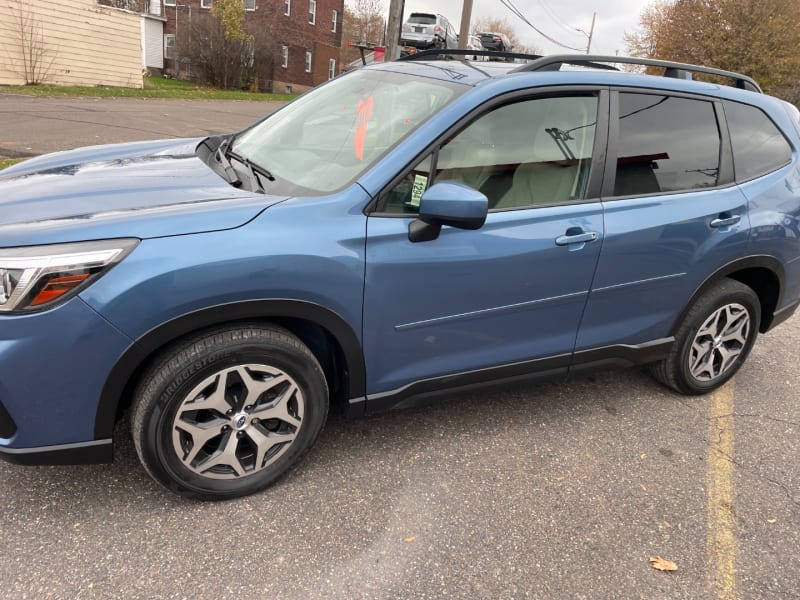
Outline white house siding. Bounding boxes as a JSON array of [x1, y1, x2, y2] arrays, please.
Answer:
[[142, 15, 164, 70], [0, 0, 143, 88]]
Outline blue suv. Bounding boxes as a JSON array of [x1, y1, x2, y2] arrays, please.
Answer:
[[1, 53, 799, 499]]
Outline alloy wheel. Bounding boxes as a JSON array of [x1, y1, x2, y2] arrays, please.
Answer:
[[170, 364, 304, 479], [688, 303, 750, 382]]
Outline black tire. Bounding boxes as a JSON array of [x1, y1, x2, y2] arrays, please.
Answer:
[[131, 324, 328, 500], [649, 279, 760, 395]]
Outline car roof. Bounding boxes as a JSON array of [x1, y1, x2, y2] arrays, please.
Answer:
[[378, 58, 762, 95], [369, 58, 778, 108]]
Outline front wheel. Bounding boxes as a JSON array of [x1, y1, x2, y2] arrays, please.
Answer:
[[649, 279, 760, 395], [131, 324, 328, 500]]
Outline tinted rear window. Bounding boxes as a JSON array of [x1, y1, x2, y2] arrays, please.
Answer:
[[408, 14, 436, 24], [724, 100, 792, 182], [614, 93, 721, 196]]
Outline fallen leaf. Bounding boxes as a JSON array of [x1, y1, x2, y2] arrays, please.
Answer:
[[555, 475, 566, 481], [404, 535, 416, 543], [640, 453, 648, 460], [767, 519, 776, 524], [650, 556, 678, 572], [640, 484, 647, 492]]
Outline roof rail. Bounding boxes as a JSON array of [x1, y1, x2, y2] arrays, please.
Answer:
[[511, 55, 762, 93], [397, 49, 620, 71], [397, 48, 542, 62]]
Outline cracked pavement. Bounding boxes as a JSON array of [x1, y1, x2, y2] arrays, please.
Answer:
[[0, 94, 798, 598]]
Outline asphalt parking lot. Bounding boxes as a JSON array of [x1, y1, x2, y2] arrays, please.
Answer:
[[0, 94, 798, 599], [0, 94, 282, 158]]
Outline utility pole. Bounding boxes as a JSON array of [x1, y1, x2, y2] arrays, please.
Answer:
[[386, 0, 405, 60], [458, 0, 474, 50], [585, 12, 596, 54]]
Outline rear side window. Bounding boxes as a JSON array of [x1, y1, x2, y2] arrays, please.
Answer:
[[724, 100, 792, 182], [614, 93, 720, 197]]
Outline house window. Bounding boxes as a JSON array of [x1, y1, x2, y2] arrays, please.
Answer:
[[328, 58, 336, 80], [245, 0, 255, 10], [281, 46, 288, 69], [164, 34, 176, 59], [331, 9, 338, 32], [284, 0, 290, 16], [305, 51, 312, 73], [164, 0, 176, 5], [308, 0, 316, 24], [200, 0, 212, 8]]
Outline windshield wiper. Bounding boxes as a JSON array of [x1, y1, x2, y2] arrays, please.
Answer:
[[229, 150, 275, 194], [214, 137, 242, 187]]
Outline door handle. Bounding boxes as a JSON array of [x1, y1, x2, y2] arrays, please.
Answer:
[[710, 215, 741, 228], [555, 231, 598, 246]]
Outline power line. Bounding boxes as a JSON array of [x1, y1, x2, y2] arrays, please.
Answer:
[[498, 0, 585, 52], [533, 0, 585, 40]]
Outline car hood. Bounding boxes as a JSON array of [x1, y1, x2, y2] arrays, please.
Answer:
[[0, 138, 288, 247]]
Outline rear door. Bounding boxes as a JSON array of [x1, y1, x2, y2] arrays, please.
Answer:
[[576, 90, 751, 354]]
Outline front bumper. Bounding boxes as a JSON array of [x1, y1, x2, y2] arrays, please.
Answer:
[[0, 297, 132, 464]]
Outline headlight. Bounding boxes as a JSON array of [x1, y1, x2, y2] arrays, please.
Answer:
[[0, 238, 139, 313]]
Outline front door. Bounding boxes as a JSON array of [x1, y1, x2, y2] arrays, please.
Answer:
[[363, 92, 608, 399]]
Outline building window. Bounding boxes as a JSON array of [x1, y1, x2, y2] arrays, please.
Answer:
[[284, 0, 290, 16], [281, 46, 289, 69], [164, 0, 176, 6], [200, 0, 212, 8], [245, 0, 255, 10], [308, 0, 316, 24], [328, 58, 336, 80], [305, 51, 312, 73], [331, 9, 338, 32], [164, 34, 176, 59]]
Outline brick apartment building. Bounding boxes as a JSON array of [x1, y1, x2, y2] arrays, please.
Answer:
[[163, 0, 344, 93]]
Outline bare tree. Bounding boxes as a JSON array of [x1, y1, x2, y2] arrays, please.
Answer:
[[7, 0, 55, 84], [178, 14, 274, 90], [342, 0, 386, 63], [96, 0, 149, 12]]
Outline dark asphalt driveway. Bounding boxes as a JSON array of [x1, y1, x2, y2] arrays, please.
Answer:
[[0, 93, 798, 599]]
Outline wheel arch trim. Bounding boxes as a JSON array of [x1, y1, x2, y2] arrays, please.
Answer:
[[94, 299, 365, 440], [670, 255, 785, 336]]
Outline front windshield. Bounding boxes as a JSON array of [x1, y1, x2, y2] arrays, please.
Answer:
[[233, 69, 466, 194]]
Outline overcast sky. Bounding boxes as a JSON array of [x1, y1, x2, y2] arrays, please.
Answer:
[[359, 0, 649, 56]]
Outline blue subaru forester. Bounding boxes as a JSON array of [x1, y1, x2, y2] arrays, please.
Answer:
[[1, 53, 799, 499]]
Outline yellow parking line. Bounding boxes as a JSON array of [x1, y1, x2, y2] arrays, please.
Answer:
[[707, 380, 737, 600]]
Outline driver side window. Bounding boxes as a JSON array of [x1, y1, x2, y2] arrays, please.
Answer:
[[376, 95, 598, 214]]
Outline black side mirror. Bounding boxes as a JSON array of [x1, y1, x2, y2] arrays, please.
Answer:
[[409, 181, 489, 243]]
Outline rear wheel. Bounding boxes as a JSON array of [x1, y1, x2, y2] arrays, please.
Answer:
[[649, 279, 760, 395], [131, 324, 328, 500]]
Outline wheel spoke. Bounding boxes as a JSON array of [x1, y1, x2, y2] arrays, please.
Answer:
[[253, 383, 302, 428], [246, 424, 296, 470], [717, 344, 741, 374], [690, 340, 712, 377], [195, 431, 246, 477], [237, 366, 288, 407], [179, 370, 233, 417], [174, 418, 225, 465]]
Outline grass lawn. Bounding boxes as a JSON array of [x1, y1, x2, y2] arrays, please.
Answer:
[[0, 76, 294, 102], [0, 158, 23, 171]]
